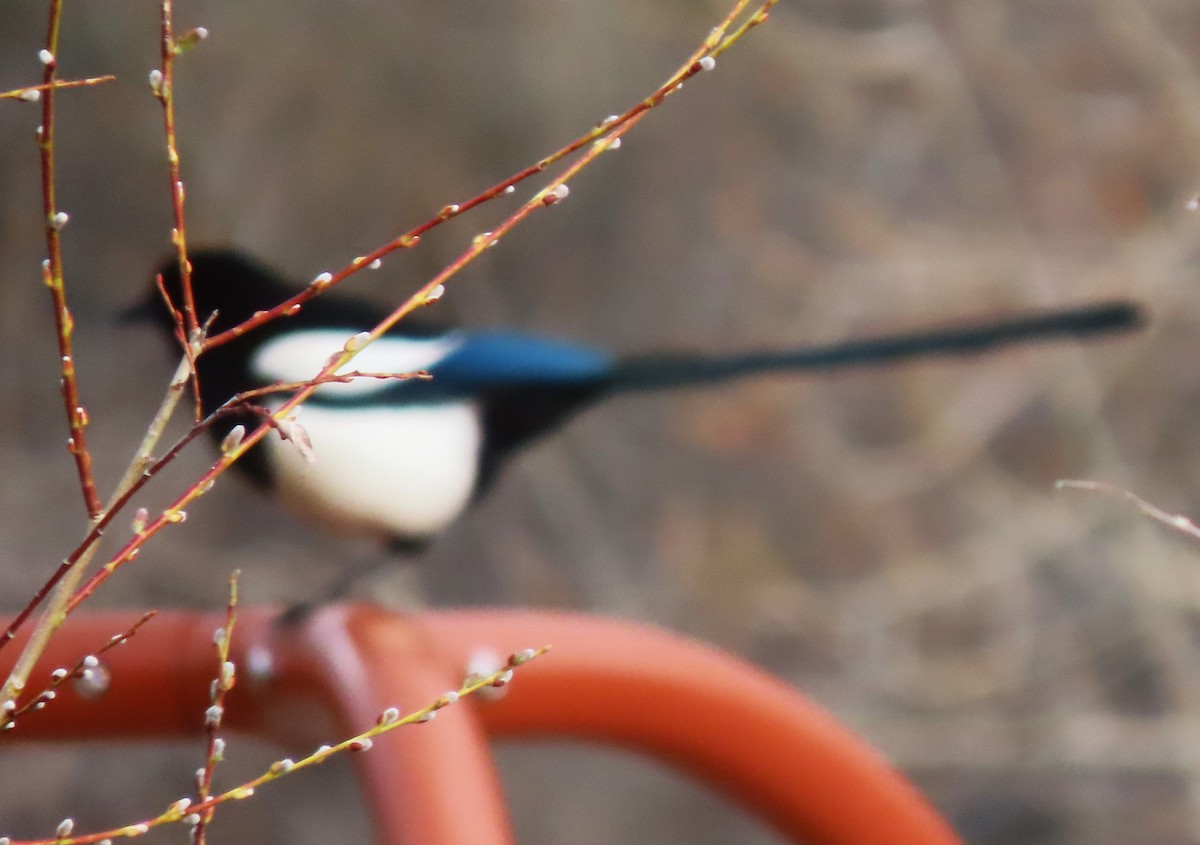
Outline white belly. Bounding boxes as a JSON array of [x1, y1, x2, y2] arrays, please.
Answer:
[[262, 401, 483, 539]]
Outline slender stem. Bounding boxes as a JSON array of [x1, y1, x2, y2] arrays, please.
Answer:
[[1057, 480, 1200, 542], [192, 572, 239, 845], [155, 0, 203, 420], [38, 0, 103, 519], [0, 74, 115, 100]]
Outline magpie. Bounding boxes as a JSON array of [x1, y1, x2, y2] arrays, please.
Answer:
[[133, 250, 1140, 559]]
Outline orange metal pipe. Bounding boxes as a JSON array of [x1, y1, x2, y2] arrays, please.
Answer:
[[2, 606, 961, 845]]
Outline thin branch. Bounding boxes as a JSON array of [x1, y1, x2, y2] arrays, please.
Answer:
[[1, 612, 155, 731], [1056, 479, 1200, 542], [37, 0, 103, 519], [231, 369, 433, 404], [191, 572, 239, 845], [152, 0, 205, 420], [0, 75, 115, 101]]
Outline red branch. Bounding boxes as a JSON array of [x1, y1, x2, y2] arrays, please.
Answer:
[[154, 0, 204, 420], [38, 0, 103, 519], [0, 75, 115, 100]]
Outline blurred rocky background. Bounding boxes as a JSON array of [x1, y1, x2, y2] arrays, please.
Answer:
[[2, 0, 1200, 842]]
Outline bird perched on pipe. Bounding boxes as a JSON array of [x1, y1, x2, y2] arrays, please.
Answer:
[[130, 250, 1141, 560]]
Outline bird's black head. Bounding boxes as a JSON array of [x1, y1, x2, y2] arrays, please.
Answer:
[[128, 250, 297, 340], [132, 249, 419, 344], [123, 249, 326, 436]]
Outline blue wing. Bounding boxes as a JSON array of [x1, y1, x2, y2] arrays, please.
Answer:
[[432, 331, 612, 387]]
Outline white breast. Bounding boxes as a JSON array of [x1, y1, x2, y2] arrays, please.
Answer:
[[262, 401, 483, 539]]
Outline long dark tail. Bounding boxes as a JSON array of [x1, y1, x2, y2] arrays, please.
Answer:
[[608, 300, 1142, 392]]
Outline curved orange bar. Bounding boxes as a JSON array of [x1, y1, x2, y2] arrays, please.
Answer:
[[1, 606, 960, 845]]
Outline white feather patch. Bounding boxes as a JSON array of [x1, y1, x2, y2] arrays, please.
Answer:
[[251, 329, 461, 398], [263, 400, 483, 538]]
